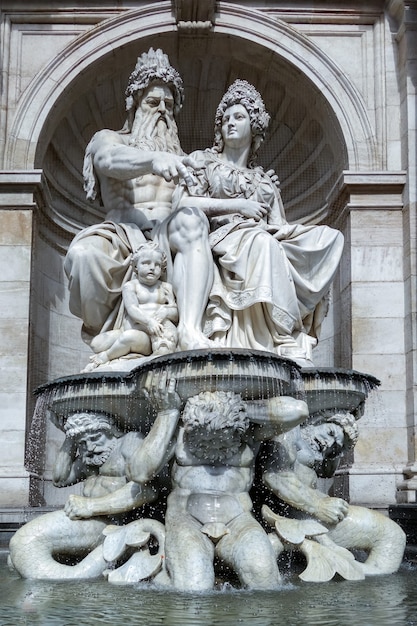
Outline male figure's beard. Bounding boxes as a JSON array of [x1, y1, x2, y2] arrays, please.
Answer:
[[129, 109, 183, 155], [184, 428, 241, 463], [84, 444, 115, 467]]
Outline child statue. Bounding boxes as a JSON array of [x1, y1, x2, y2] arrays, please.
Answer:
[[84, 242, 178, 371]]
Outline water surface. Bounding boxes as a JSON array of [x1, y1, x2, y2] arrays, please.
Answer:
[[1, 553, 416, 626]]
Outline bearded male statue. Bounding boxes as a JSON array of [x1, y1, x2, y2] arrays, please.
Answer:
[[64, 48, 213, 356]]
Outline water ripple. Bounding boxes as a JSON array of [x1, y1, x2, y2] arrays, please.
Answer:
[[1, 560, 416, 626]]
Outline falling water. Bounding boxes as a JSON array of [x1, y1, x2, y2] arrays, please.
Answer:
[[300, 367, 380, 419], [33, 350, 305, 436], [16, 348, 404, 601]]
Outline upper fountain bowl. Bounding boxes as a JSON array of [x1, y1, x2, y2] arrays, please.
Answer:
[[36, 349, 303, 433]]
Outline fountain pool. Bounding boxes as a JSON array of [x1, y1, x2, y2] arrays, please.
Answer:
[[1, 551, 416, 626]]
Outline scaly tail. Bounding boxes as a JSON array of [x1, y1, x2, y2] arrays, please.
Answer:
[[9, 510, 108, 580]]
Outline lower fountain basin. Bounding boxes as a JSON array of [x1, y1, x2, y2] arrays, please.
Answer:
[[301, 367, 380, 418]]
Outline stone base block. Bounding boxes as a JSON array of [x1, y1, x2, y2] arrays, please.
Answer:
[[0, 507, 56, 548], [333, 464, 404, 509]]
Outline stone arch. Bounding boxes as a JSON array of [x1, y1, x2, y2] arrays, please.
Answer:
[[215, 4, 377, 172], [5, 4, 179, 170], [6, 4, 376, 231]]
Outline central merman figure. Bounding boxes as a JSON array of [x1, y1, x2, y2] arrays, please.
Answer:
[[166, 391, 280, 591], [127, 381, 309, 591]]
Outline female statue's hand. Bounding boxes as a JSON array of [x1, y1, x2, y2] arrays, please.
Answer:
[[238, 200, 269, 221]]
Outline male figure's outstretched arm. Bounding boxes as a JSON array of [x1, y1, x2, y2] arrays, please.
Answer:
[[128, 376, 181, 483]]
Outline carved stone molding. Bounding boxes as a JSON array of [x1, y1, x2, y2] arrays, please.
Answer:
[[0, 170, 42, 209], [173, 0, 216, 31], [328, 171, 407, 228]]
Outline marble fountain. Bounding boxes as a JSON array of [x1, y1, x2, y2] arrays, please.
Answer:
[[4, 48, 413, 624]]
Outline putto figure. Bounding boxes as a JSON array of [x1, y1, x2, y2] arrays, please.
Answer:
[[84, 242, 178, 370]]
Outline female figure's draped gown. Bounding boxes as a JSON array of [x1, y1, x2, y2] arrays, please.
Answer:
[[176, 149, 344, 355]]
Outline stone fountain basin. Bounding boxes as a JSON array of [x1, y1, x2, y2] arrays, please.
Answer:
[[35, 352, 380, 433], [37, 349, 302, 433], [301, 367, 380, 418]]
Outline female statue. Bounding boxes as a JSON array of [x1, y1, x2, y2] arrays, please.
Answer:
[[173, 80, 344, 363]]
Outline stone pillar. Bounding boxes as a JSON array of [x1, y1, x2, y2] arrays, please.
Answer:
[[334, 171, 407, 509], [390, 1, 417, 505], [0, 171, 40, 507]]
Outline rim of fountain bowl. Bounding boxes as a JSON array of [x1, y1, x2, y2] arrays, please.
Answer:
[[33, 348, 303, 396], [33, 349, 305, 432], [300, 366, 380, 391], [300, 366, 380, 418]]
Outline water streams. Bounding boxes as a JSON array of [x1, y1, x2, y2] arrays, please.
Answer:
[[33, 350, 375, 436], [11, 348, 393, 591]]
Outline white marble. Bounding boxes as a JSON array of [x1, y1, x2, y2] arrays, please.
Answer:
[[7, 60, 407, 588], [9, 368, 406, 585], [0, 0, 414, 551]]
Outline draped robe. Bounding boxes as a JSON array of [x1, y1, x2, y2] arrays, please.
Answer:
[[176, 149, 344, 353]]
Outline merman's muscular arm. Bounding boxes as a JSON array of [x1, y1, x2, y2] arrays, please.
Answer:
[[53, 436, 90, 487], [65, 381, 181, 520], [264, 463, 349, 524], [127, 375, 181, 483], [64, 480, 158, 520], [64, 433, 160, 520], [262, 435, 349, 524], [249, 396, 309, 441]]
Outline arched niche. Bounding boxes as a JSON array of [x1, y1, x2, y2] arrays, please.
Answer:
[[15, 6, 373, 493], [6, 3, 376, 236]]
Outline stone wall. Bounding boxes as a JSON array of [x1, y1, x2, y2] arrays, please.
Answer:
[[0, 0, 416, 512]]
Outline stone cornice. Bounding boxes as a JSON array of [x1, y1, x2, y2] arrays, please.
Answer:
[[386, 0, 417, 39], [328, 170, 407, 227], [0, 170, 72, 250], [339, 171, 407, 195], [0, 170, 43, 209], [0, 169, 42, 193]]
